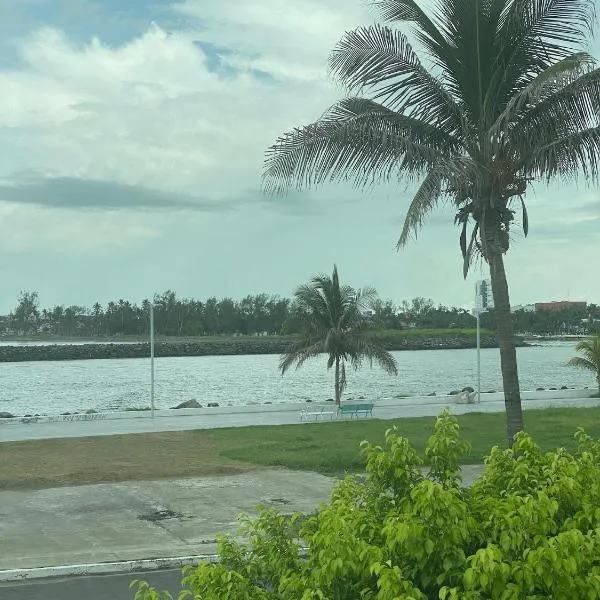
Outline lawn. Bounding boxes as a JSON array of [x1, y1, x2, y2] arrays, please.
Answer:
[[1, 407, 599, 491]]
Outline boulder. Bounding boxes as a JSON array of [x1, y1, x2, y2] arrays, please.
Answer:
[[0, 411, 14, 418], [427, 392, 437, 396], [461, 386, 475, 393], [560, 385, 568, 390], [536, 387, 545, 391], [486, 390, 497, 394], [85, 409, 98, 414], [448, 390, 460, 396], [172, 399, 202, 409], [207, 402, 219, 408]]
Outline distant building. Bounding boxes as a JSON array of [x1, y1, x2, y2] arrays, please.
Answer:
[[535, 301, 587, 312]]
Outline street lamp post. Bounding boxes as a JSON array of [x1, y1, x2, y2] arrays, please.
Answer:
[[150, 302, 155, 418], [475, 307, 481, 403]]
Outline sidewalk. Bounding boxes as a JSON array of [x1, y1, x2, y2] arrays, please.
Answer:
[[0, 466, 485, 574], [0, 470, 332, 572], [2, 395, 599, 443]]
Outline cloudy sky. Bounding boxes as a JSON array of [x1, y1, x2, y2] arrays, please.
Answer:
[[0, 0, 598, 314]]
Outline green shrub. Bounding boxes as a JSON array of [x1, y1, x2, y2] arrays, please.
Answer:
[[131, 410, 600, 599]]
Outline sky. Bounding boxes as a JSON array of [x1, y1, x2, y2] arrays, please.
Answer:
[[0, 0, 598, 314]]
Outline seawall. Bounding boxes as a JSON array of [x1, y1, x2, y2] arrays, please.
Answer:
[[0, 334, 522, 363]]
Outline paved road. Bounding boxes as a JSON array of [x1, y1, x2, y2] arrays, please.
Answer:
[[2, 396, 599, 443], [0, 569, 182, 600]]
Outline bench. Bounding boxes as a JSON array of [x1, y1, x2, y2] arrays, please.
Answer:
[[299, 405, 337, 422], [337, 403, 374, 419]]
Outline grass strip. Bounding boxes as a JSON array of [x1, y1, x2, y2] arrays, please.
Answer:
[[1, 407, 599, 491]]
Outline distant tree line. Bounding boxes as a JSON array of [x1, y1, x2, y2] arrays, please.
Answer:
[[1, 290, 598, 338], [511, 306, 600, 336]]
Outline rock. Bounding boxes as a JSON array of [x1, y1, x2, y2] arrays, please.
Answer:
[[449, 390, 460, 396], [549, 387, 558, 391], [325, 398, 334, 402], [172, 399, 202, 409], [0, 411, 14, 418], [24, 414, 32, 417], [61, 412, 71, 415], [486, 390, 497, 394], [461, 386, 475, 393], [536, 387, 545, 391], [427, 392, 437, 396], [305, 399, 313, 403], [560, 385, 568, 390], [207, 402, 219, 408], [85, 409, 98, 414], [358, 395, 365, 400], [264, 401, 272, 404]]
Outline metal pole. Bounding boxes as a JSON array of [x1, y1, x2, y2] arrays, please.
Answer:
[[476, 310, 481, 404], [150, 302, 155, 418]]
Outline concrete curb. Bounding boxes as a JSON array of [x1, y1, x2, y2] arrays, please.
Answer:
[[0, 554, 219, 582]]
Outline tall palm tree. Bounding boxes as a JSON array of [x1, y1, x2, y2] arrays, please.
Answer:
[[280, 265, 398, 405], [568, 336, 600, 395], [263, 0, 600, 443]]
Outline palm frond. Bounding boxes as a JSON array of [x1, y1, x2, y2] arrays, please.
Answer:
[[329, 24, 464, 133], [507, 66, 600, 162], [263, 98, 451, 194], [491, 53, 597, 137], [348, 335, 399, 375], [397, 165, 446, 248], [567, 356, 598, 372], [294, 283, 333, 331], [279, 339, 324, 374], [528, 126, 600, 182], [372, 0, 449, 45], [398, 154, 486, 249], [497, 0, 596, 99], [463, 219, 481, 278]]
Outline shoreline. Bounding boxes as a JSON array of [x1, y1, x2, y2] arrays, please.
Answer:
[[0, 333, 526, 363], [1, 387, 594, 422]]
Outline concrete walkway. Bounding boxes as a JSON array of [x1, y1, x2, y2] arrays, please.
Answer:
[[0, 465, 485, 573], [2, 396, 599, 443]]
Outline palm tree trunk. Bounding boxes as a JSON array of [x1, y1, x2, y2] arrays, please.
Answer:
[[334, 356, 341, 406], [488, 251, 523, 445]]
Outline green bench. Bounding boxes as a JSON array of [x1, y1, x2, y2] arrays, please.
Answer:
[[337, 403, 374, 419]]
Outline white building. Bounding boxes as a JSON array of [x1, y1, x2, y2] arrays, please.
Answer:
[[511, 304, 536, 313], [474, 279, 494, 313]]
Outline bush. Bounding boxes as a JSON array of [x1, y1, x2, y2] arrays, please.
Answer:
[[131, 410, 600, 599]]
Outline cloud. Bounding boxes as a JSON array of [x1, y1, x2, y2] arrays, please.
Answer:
[[173, 0, 369, 81], [0, 175, 234, 211], [0, 0, 598, 313]]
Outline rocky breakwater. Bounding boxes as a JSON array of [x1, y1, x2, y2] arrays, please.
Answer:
[[0, 334, 524, 362], [383, 334, 513, 351], [0, 339, 294, 362]]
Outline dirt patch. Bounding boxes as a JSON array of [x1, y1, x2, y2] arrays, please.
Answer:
[[0, 430, 257, 491]]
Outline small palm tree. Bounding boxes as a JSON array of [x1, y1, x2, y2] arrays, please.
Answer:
[[281, 265, 398, 405], [568, 336, 600, 396]]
